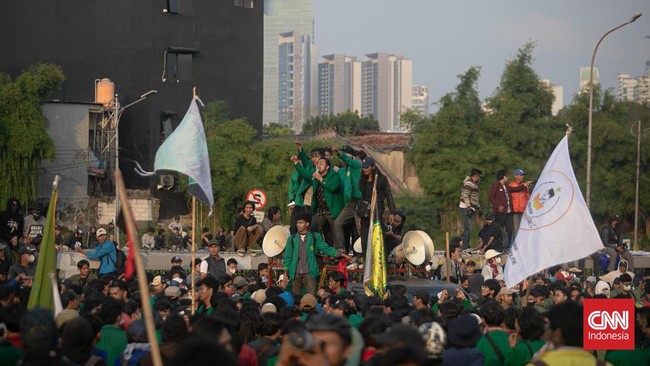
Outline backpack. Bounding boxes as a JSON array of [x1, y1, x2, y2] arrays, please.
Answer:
[[114, 247, 126, 276]]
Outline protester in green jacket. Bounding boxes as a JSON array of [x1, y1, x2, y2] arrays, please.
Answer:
[[476, 302, 510, 366], [283, 212, 350, 295], [96, 298, 128, 366], [333, 147, 364, 252]]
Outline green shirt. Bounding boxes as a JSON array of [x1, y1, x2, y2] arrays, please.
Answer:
[[606, 347, 650, 366], [96, 324, 127, 366], [0, 339, 22, 366], [504, 339, 545, 366], [197, 304, 214, 315], [476, 329, 510, 366]]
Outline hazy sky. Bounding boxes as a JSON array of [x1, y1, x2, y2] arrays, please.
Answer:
[[313, 1, 649, 108]]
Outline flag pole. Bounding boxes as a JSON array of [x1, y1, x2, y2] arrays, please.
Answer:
[[191, 86, 198, 315], [363, 174, 379, 296], [115, 171, 162, 366], [445, 232, 451, 283]]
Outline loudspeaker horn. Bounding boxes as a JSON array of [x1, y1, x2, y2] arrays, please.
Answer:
[[353, 238, 362, 253], [262, 225, 289, 257], [402, 230, 435, 265]]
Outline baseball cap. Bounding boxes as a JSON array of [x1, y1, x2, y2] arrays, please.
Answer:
[[362, 157, 375, 168], [96, 228, 107, 237], [207, 239, 220, 247], [164, 286, 182, 299], [233, 276, 248, 289], [171, 256, 183, 264], [18, 245, 36, 256], [0, 242, 7, 251], [150, 275, 166, 286], [300, 294, 317, 310], [514, 169, 526, 175], [230, 293, 243, 302], [485, 213, 495, 220], [261, 303, 277, 313], [251, 289, 266, 305]]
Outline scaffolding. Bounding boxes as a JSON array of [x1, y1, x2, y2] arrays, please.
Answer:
[[88, 104, 117, 196]]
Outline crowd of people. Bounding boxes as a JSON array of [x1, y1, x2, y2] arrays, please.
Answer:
[[1, 149, 649, 365]]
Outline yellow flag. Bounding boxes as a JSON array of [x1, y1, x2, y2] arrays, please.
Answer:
[[367, 219, 387, 298]]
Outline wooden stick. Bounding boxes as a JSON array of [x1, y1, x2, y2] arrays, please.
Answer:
[[191, 86, 197, 315], [445, 232, 451, 283], [115, 171, 162, 366]]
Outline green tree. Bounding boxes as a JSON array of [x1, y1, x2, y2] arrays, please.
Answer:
[[559, 86, 650, 224], [408, 66, 484, 222], [0, 63, 65, 205], [263, 123, 294, 137], [302, 111, 380, 136]]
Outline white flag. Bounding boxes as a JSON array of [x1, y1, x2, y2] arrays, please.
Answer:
[[504, 135, 602, 288]]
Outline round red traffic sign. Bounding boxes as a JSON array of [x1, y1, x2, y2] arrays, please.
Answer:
[[246, 189, 268, 210]]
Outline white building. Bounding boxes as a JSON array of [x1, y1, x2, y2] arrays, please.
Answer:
[[361, 53, 412, 132], [411, 85, 429, 116], [278, 31, 317, 132], [317, 54, 362, 116], [618, 72, 650, 104], [580, 66, 599, 91], [540, 79, 564, 116], [263, 0, 314, 126]]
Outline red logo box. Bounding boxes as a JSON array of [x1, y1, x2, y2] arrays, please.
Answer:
[[583, 298, 635, 350]]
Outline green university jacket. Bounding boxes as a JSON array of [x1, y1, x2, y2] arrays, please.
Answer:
[[283, 231, 340, 279], [294, 162, 344, 218]]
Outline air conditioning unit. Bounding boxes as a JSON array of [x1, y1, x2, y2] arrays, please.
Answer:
[[158, 174, 175, 190]]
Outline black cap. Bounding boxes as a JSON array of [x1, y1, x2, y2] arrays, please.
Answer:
[[171, 256, 183, 263]]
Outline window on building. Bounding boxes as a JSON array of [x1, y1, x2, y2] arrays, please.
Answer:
[[167, 0, 181, 13], [234, 0, 254, 8], [163, 47, 199, 82]]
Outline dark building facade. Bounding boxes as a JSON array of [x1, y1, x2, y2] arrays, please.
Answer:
[[0, 0, 263, 199]]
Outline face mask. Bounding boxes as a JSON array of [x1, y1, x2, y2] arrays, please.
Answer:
[[228, 268, 236, 275], [28, 254, 35, 263], [224, 288, 234, 296], [622, 285, 632, 291], [10, 206, 18, 214], [33, 213, 41, 220]]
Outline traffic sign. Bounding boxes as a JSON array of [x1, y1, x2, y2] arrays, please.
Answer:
[[246, 188, 268, 210]]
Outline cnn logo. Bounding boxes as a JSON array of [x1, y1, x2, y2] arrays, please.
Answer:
[[583, 299, 634, 350], [587, 310, 628, 330]]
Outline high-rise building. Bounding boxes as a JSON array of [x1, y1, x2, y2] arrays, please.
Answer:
[[278, 31, 317, 132], [618, 72, 650, 104], [318, 54, 362, 116], [540, 80, 564, 116], [264, 0, 314, 125], [0, 0, 263, 203], [411, 85, 430, 116], [580, 66, 599, 91], [361, 53, 412, 132]]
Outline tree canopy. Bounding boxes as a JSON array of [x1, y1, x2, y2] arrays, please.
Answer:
[[301, 110, 380, 136], [0, 63, 65, 206], [407, 42, 649, 243]]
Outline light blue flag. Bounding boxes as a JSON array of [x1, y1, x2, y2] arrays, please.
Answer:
[[153, 98, 214, 207]]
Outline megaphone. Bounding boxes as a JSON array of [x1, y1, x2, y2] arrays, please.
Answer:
[[262, 225, 289, 257], [353, 238, 362, 253], [401, 230, 435, 265]]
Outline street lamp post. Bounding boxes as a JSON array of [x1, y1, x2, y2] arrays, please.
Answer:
[[586, 12, 641, 208], [113, 90, 157, 245], [632, 120, 649, 251]]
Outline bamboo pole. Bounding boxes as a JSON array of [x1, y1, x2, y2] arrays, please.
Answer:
[[191, 86, 198, 315], [445, 232, 451, 283], [115, 171, 162, 366]]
